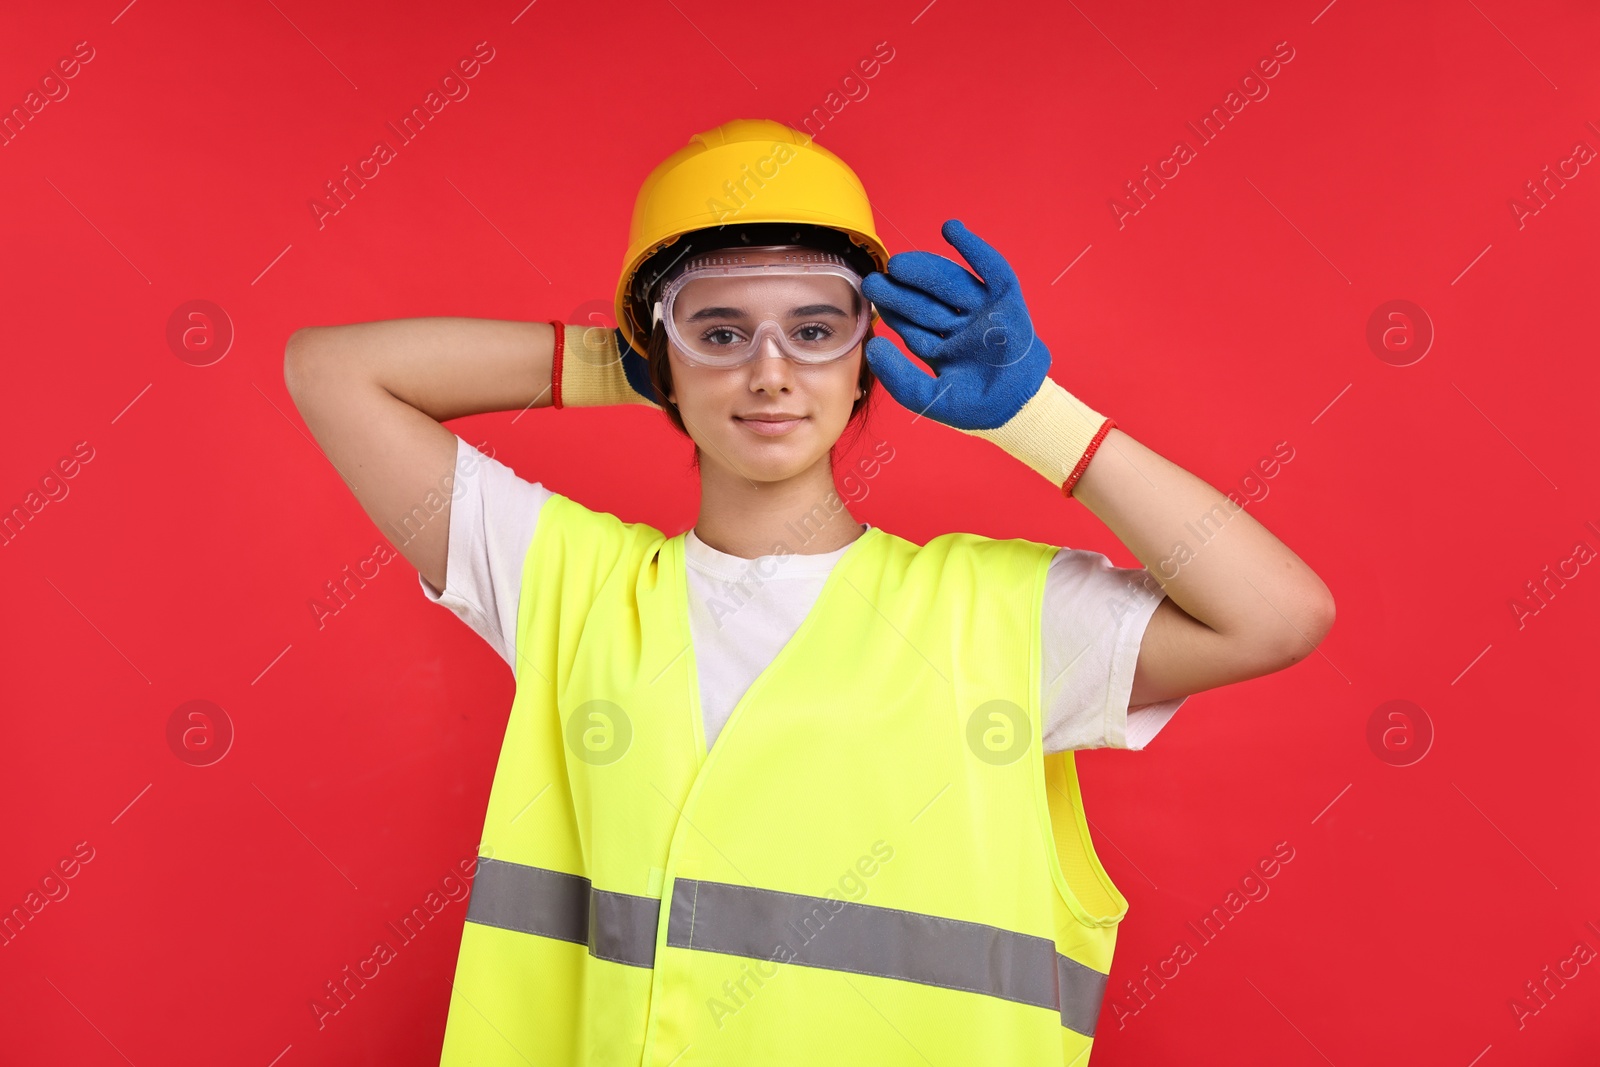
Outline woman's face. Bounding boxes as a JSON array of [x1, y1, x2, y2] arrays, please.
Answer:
[[664, 251, 865, 485]]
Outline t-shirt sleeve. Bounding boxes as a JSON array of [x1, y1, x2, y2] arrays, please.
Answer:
[[1040, 547, 1189, 753], [416, 436, 551, 678]]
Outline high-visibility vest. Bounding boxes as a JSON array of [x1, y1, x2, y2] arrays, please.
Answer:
[[438, 494, 1128, 1066]]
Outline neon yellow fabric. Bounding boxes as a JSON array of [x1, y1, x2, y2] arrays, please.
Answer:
[[438, 494, 1128, 1065]]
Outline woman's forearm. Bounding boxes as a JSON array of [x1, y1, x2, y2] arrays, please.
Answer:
[[285, 317, 556, 422], [282, 316, 562, 595], [1070, 427, 1334, 653]]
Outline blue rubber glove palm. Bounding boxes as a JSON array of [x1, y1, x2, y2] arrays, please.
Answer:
[[861, 219, 1051, 431], [861, 219, 1113, 493], [614, 327, 663, 406]]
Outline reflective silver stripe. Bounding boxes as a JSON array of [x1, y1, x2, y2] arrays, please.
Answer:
[[465, 857, 659, 968], [467, 862, 1107, 1033], [1057, 952, 1109, 1037], [588, 882, 660, 967], [667, 878, 1107, 1036]]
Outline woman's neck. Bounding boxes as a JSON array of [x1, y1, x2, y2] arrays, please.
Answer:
[[691, 457, 863, 560]]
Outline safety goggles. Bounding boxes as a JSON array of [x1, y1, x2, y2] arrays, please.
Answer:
[[652, 246, 873, 368]]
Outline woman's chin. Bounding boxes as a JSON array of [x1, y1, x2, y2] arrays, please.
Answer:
[[726, 442, 821, 484]]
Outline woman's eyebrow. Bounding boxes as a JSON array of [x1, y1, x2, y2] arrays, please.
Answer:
[[685, 303, 850, 321], [684, 305, 745, 322]]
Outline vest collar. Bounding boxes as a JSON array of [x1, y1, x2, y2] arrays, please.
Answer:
[[665, 523, 885, 762]]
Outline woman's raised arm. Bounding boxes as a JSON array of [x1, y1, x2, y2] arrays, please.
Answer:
[[282, 317, 556, 595]]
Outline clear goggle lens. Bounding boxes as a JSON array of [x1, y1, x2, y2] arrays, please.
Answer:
[[654, 249, 871, 367]]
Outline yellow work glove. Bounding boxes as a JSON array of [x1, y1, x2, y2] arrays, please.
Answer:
[[549, 322, 664, 409]]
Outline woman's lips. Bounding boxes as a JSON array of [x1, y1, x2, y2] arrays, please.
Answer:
[[736, 416, 806, 436]]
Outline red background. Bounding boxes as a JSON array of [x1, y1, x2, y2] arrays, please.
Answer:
[[4, 0, 1597, 1063]]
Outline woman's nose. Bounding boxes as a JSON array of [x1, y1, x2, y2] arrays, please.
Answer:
[[747, 337, 796, 388]]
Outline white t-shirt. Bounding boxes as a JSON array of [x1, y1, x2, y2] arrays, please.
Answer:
[[420, 437, 1186, 754]]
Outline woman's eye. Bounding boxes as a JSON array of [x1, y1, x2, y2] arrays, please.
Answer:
[[703, 327, 743, 346], [795, 323, 835, 342]]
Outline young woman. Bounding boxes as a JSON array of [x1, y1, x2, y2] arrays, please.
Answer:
[[284, 119, 1333, 1066]]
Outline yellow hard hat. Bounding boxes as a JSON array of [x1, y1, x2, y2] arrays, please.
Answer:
[[615, 119, 891, 357]]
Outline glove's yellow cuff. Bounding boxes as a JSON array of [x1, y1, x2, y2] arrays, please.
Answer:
[[551, 323, 661, 409], [963, 377, 1115, 497]]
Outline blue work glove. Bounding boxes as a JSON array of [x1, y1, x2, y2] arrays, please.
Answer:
[[861, 219, 1114, 494], [614, 327, 664, 406]]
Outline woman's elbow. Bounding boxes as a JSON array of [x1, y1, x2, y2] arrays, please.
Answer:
[[283, 327, 331, 396], [1268, 589, 1335, 670]]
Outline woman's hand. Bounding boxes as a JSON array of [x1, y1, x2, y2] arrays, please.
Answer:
[[861, 219, 1051, 431], [554, 324, 664, 409], [613, 327, 664, 406], [861, 219, 1114, 495]]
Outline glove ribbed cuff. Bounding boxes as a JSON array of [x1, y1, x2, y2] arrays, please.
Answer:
[[549, 322, 661, 409], [963, 377, 1116, 497]]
